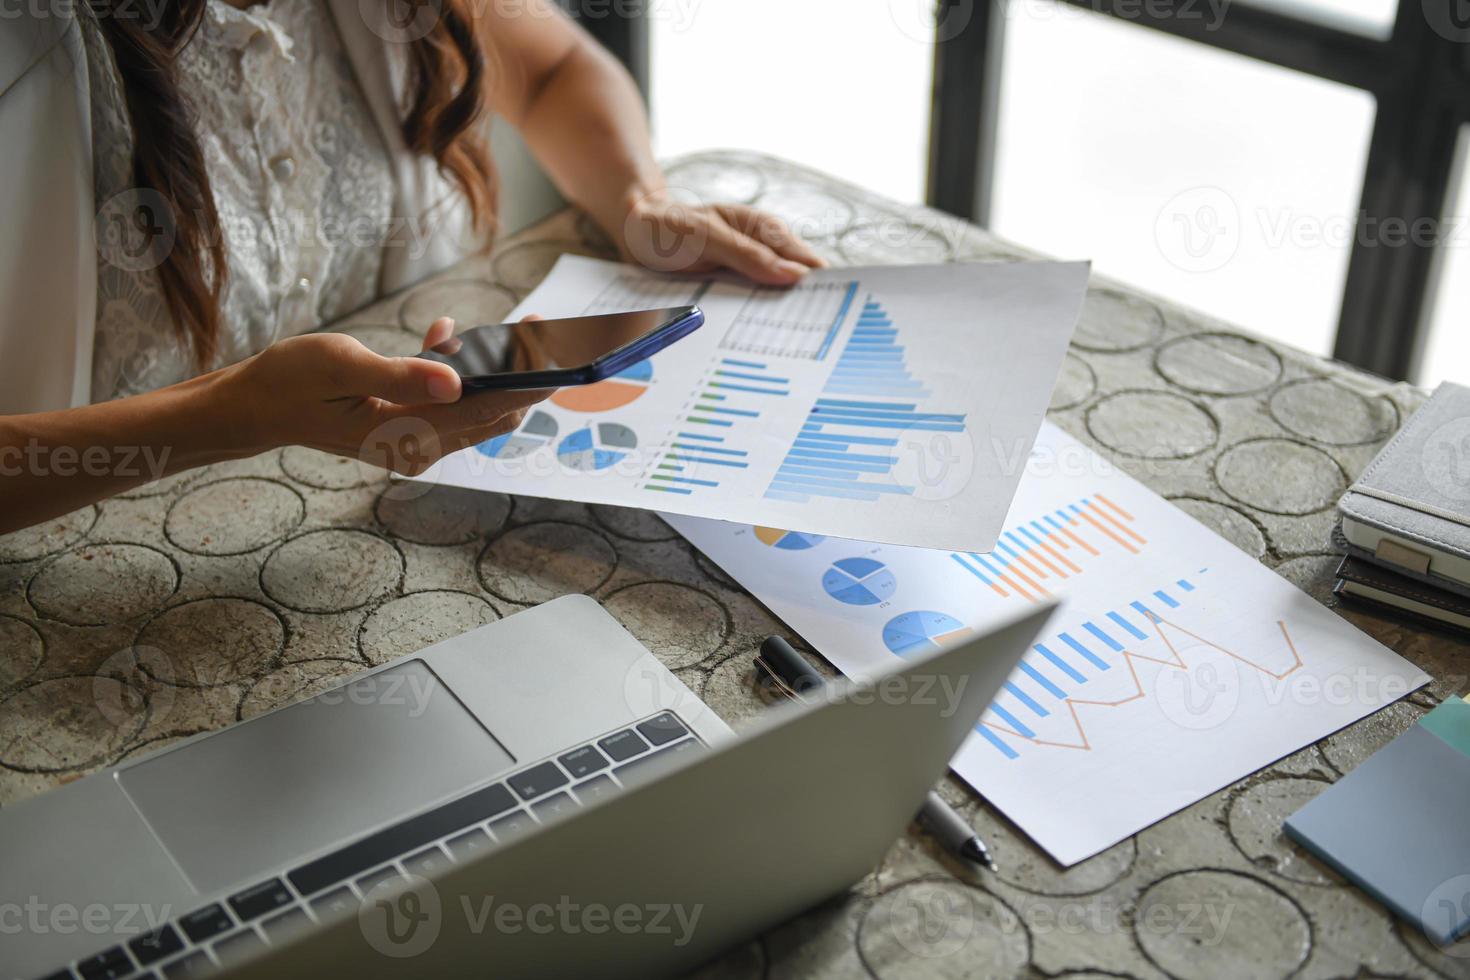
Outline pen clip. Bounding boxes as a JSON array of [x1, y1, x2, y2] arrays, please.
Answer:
[[754, 654, 807, 704]]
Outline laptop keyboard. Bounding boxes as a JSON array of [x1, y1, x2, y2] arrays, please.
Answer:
[[37, 712, 699, 980]]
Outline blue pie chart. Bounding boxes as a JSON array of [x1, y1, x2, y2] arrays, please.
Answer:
[[556, 423, 637, 471], [882, 611, 973, 657], [822, 557, 897, 606]]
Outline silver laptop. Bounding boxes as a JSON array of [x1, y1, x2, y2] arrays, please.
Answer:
[[2, 594, 1053, 980]]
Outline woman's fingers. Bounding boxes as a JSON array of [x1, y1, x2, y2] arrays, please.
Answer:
[[383, 385, 551, 435], [704, 219, 807, 285], [320, 333, 461, 405], [718, 205, 826, 269]]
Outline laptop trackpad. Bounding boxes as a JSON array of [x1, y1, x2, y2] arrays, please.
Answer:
[[117, 660, 513, 896]]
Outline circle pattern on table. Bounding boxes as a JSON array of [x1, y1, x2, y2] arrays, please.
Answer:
[[359, 592, 498, 666], [556, 423, 637, 471], [550, 360, 652, 413], [603, 582, 728, 670], [1215, 438, 1347, 515], [838, 221, 954, 265], [754, 527, 826, 550], [1086, 390, 1219, 459], [477, 522, 616, 604], [0, 615, 44, 689], [280, 446, 379, 490], [375, 483, 512, 545], [166, 478, 304, 555], [1268, 376, 1398, 446], [823, 557, 898, 606], [261, 530, 403, 613], [1048, 354, 1097, 412], [136, 598, 286, 687], [883, 610, 973, 657], [753, 185, 856, 239], [1072, 289, 1165, 352], [398, 279, 517, 331], [0, 675, 145, 771], [1226, 778, 1338, 885], [1167, 497, 1268, 559], [0, 505, 96, 563], [29, 544, 178, 626], [1134, 870, 1309, 980], [857, 880, 1028, 976], [1155, 332, 1283, 394], [665, 157, 767, 203]]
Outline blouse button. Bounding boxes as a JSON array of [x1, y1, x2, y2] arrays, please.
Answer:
[[292, 276, 313, 296], [269, 154, 297, 183]]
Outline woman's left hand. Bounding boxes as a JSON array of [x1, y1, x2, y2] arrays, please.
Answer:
[[618, 192, 826, 286]]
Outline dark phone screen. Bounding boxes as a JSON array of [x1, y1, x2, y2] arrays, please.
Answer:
[[418, 307, 697, 380]]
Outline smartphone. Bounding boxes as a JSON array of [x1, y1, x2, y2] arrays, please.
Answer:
[[416, 306, 704, 391]]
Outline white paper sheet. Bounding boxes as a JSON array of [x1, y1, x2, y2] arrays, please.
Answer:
[[417, 256, 1090, 552], [665, 424, 1431, 866]]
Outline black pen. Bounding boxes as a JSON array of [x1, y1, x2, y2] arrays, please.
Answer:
[[755, 635, 998, 872]]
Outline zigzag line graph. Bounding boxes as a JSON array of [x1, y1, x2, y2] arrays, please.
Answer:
[[982, 613, 1304, 753]]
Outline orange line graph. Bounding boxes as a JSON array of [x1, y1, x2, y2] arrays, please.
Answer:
[[984, 614, 1304, 752]]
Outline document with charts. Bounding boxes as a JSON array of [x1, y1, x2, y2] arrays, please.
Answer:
[[664, 424, 1430, 866], [418, 255, 1090, 552]]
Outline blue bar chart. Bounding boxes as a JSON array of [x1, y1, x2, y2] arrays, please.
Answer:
[[824, 298, 932, 399], [642, 357, 785, 497]]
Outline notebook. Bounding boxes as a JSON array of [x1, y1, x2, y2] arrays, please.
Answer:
[[1334, 555, 1470, 637], [1284, 695, 1470, 948], [1338, 382, 1470, 597]]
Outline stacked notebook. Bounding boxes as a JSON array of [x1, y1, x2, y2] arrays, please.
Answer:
[[1335, 382, 1470, 636]]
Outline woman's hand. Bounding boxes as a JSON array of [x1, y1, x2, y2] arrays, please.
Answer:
[[618, 192, 827, 287], [219, 317, 548, 475]]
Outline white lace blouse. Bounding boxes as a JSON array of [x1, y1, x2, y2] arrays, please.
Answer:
[[81, 0, 395, 401]]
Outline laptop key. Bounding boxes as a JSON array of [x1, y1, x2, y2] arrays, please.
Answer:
[[227, 878, 292, 922], [507, 761, 568, 801], [289, 781, 515, 896], [403, 845, 452, 878], [636, 712, 689, 747], [530, 791, 580, 824], [129, 923, 185, 965], [557, 744, 609, 778], [572, 774, 619, 804], [308, 886, 358, 923], [36, 971, 77, 980], [179, 904, 233, 944], [161, 952, 215, 979], [260, 906, 312, 944], [487, 810, 534, 843], [356, 866, 403, 895], [212, 929, 266, 966], [445, 827, 492, 861], [598, 728, 649, 762], [76, 947, 132, 980], [613, 738, 705, 786]]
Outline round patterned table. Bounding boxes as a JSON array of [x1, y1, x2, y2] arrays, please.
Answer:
[[3, 151, 1467, 979]]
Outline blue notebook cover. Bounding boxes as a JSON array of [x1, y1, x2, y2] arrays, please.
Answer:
[[1285, 696, 1470, 948]]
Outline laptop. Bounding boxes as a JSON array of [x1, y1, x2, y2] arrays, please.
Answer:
[[2, 594, 1053, 980]]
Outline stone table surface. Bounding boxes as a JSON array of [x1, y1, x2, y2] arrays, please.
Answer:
[[3, 150, 1468, 979]]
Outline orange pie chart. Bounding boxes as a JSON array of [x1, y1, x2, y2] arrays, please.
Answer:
[[550, 359, 652, 412]]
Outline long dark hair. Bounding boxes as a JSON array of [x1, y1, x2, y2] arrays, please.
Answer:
[[91, 0, 498, 369]]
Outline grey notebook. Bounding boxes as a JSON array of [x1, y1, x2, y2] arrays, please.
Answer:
[[1339, 382, 1470, 597], [1284, 696, 1470, 948]]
